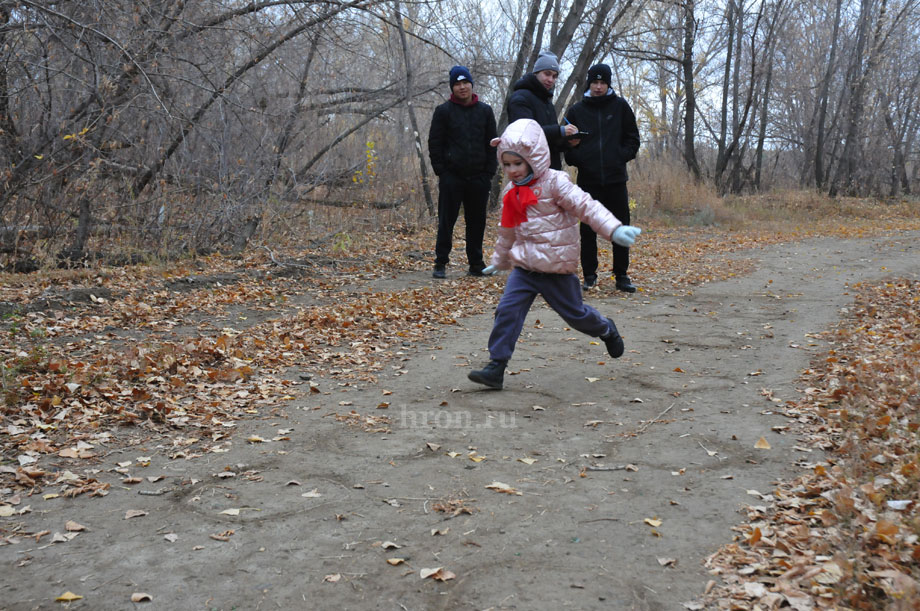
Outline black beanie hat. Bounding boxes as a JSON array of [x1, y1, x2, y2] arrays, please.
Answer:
[[585, 63, 612, 91], [449, 65, 473, 88]]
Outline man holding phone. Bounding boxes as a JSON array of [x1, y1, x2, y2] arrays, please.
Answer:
[[508, 51, 579, 170], [564, 63, 641, 292]]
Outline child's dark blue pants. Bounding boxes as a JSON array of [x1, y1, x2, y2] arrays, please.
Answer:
[[488, 267, 613, 363]]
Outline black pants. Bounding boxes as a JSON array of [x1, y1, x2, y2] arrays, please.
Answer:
[[434, 173, 489, 271], [579, 182, 630, 279]]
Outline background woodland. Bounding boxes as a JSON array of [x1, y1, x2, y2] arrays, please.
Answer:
[[1, 0, 918, 267]]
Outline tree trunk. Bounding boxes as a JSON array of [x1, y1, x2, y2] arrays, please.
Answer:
[[716, 0, 736, 174], [63, 197, 92, 262], [549, 0, 587, 59], [813, 0, 843, 190], [0, 6, 19, 161], [393, 0, 434, 216], [754, 31, 778, 190], [728, 1, 744, 193], [681, 0, 702, 179], [554, 0, 635, 114], [526, 0, 555, 75], [498, 0, 544, 132], [830, 0, 884, 197]]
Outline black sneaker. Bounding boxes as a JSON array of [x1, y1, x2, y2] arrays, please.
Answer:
[[468, 360, 506, 389], [600, 318, 625, 358], [432, 266, 446, 279], [583, 275, 597, 290], [615, 275, 636, 293], [467, 267, 485, 277]]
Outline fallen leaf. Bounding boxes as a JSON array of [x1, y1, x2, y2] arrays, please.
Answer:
[[301, 489, 322, 498], [58, 447, 94, 459], [431, 528, 449, 536], [486, 481, 522, 495], [518, 457, 537, 465], [754, 437, 772, 450], [323, 573, 341, 583], [420, 567, 456, 581], [657, 557, 677, 567], [51, 533, 80, 543], [219, 508, 240, 516], [0, 505, 14, 517], [585, 377, 599, 383], [125, 510, 147, 519], [381, 541, 402, 550], [644, 518, 662, 528], [65, 520, 86, 532], [130, 593, 153, 602], [386, 558, 406, 565], [815, 561, 843, 585], [164, 533, 179, 543], [55, 592, 83, 602], [426, 442, 441, 451]]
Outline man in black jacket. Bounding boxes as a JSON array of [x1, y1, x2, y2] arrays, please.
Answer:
[[428, 66, 498, 279], [564, 63, 641, 292], [507, 51, 579, 170]]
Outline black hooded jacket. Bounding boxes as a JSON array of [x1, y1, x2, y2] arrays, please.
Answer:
[[507, 74, 565, 170], [427, 96, 498, 180], [563, 91, 640, 185]]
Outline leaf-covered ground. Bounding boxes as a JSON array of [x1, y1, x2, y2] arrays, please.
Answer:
[[2, 199, 919, 607], [700, 277, 920, 609]]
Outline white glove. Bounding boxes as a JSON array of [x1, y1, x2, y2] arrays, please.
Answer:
[[612, 225, 641, 247], [482, 265, 498, 276]]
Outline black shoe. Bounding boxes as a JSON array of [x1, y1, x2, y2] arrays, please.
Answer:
[[468, 360, 506, 389], [600, 318, 625, 358], [433, 266, 446, 279], [582, 275, 597, 290], [467, 267, 485, 277], [615, 275, 636, 293]]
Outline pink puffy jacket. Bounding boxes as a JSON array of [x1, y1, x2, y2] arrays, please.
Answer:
[[490, 119, 623, 274]]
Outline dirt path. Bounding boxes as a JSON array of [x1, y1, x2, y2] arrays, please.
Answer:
[[2, 231, 918, 611]]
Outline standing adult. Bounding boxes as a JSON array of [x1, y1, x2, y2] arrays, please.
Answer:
[[428, 65, 498, 279], [564, 63, 641, 292], [507, 51, 579, 170]]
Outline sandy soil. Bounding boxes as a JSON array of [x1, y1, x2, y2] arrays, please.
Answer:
[[2, 231, 918, 611]]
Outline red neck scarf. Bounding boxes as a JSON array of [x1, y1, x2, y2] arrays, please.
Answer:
[[449, 93, 479, 107], [501, 179, 537, 227]]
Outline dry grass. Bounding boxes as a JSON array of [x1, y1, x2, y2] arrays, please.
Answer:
[[629, 157, 920, 231]]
